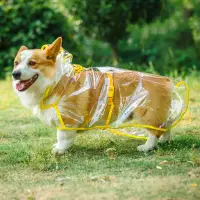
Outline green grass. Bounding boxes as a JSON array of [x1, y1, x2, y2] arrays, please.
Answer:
[[0, 76, 200, 200]]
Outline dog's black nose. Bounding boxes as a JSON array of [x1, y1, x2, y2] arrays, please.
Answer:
[[12, 70, 21, 80]]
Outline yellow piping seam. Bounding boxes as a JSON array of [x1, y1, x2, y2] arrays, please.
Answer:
[[105, 73, 114, 125], [72, 64, 85, 74], [64, 54, 73, 61], [56, 123, 166, 131], [106, 104, 114, 125], [41, 44, 49, 50], [40, 87, 61, 109], [54, 105, 66, 129], [169, 81, 190, 130], [109, 129, 148, 140]]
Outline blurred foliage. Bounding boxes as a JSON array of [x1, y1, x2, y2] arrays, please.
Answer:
[[0, 0, 78, 78], [118, 0, 200, 76], [186, 0, 200, 54], [69, 0, 164, 64], [0, 0, 200, 78], [119, 14, 197, 76]]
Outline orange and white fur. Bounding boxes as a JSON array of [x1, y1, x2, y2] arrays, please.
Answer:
[[12, 37, 171, 155]]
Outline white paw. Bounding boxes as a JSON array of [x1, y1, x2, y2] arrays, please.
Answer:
[[137, 144, 155, 152], [52, 143, 68, 155]]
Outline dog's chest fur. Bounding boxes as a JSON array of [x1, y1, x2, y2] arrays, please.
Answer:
[[33, 96, 59, 126], [33, 106, 57, 126]]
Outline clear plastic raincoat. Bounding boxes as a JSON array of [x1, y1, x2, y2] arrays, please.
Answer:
[[40, 47, 189, 139]]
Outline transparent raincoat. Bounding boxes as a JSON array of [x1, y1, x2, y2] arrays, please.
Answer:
[[40, 47, 189, 139]]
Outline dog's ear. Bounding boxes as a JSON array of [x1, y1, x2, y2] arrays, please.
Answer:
[[17, 46, 28, 55], [46, 37, 62, 60]]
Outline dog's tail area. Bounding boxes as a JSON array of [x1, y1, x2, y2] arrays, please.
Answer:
[[167, 80, 190, 130], [108, 80, 190, 140]]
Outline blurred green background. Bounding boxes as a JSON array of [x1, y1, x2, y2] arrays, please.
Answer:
[[0, 0, 200, 78]]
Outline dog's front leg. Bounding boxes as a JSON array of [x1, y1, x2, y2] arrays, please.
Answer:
[[137, 134, 158, 152], [52, 130, 76, 155]]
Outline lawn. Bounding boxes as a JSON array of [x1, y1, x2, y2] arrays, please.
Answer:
[[0, 76, 200, 200]]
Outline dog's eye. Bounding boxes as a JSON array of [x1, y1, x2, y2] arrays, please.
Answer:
[[28, 61, 36, 66], [14, 61, 19, 66]]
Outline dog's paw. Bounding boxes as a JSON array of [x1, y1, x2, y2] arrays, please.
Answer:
[[137, 144, 155, 152], [52, 147, 67, 155], [52, 143, 67, 156]]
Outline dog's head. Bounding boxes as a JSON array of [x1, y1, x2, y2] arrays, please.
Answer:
[[12, 37, 62, 93]]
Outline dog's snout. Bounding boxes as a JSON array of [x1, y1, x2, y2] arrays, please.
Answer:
[[12, 70, 21, 80]]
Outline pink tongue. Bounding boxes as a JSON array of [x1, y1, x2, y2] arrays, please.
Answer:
[[16, 82, 26, 91]]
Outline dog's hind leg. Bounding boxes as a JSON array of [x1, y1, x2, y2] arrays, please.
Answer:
[[137, 133, 158, 152], [52, 130, 76, 155]]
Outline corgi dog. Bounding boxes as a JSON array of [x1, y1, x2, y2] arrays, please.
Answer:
[[12, 37, 173, 155]]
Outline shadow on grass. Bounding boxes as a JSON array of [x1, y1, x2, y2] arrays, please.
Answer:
[[158, 134, 200, 151], [2, 133, 200, 171], [72, 133, 200, 155]]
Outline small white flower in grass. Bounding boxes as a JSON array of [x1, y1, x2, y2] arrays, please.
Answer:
[[156, 166, 162, 170]]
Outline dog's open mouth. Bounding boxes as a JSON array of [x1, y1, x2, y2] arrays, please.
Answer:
[[16, 74, 39, 91]]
